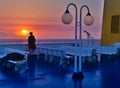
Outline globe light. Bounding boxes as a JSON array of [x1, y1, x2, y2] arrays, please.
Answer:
[[62, 12, 73, 25], [84, 14, 94, 26]]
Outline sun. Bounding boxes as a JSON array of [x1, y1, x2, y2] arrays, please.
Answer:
[[21, 29, 29, 35]]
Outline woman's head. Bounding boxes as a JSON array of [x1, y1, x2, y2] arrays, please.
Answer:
[[29, 32, 33, 35]]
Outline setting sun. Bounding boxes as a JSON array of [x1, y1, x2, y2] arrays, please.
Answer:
[[21, 29, 29, 35]]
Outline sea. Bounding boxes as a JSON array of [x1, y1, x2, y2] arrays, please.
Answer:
[[0, 39, 100, 45], [0, 39, 100, 54]]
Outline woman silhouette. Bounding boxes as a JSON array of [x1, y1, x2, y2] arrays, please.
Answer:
[[28, 32, 36, 55]]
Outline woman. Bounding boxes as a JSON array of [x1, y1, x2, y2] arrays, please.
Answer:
[[28, 32, 36, 55]]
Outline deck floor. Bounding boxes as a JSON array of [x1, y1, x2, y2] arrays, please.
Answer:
[[0, 56, 120, 88]]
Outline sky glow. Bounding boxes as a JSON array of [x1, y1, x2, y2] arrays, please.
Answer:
[[0, 0, 104, 39]]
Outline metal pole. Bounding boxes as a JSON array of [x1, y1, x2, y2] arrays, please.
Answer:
[[84, 30, 91, 46], [79, 5, 90, 72], [66, 3, 78, 72]]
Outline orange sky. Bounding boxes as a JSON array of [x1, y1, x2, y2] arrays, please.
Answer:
[[0, 0, 104, 39]]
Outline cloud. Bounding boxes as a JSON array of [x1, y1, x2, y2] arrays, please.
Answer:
[[0, 32, 23, 39]]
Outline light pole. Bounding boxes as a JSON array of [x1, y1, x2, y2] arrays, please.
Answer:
[[62, 3, 78, 74], [62, 3, 94, 81], [84, 30, 91, 46], [84, 30, 94, 46]]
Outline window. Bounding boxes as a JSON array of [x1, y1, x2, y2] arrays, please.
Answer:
[[111, 15, 120, 33]]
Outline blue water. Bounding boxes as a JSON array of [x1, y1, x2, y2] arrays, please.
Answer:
[[0, 39, 100, 52], [0, 39, 100, 53], [0, 39, 100, 45]]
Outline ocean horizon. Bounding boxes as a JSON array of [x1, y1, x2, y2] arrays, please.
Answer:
[[0, 38, 100, 45], [0, 39, 100, 53]]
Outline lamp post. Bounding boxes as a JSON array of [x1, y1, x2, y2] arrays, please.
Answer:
[[62, 3, 78, 74], [84, 30, 94, 46], [84, 30, 91, 46], [62, 3, 94, 81]]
